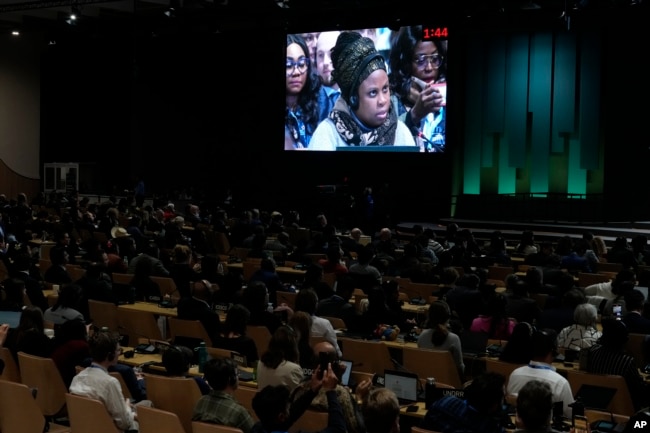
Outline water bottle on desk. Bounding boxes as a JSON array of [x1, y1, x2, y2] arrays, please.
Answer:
[[196, 342, 208, 373], [425, 377, 436, 408]]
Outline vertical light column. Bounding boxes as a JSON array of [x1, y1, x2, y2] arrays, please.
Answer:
[[528, 32, 553, 195]]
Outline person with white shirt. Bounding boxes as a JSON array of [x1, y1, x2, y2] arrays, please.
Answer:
[[507, 329, 575, 419], [69, 331, 147, 432]]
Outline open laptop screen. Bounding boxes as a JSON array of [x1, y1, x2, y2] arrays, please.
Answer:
[[383, 369, 419, 404]]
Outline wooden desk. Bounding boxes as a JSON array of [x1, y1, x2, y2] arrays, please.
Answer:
[[399, 401, 427, 418], [226, 263, 306, 278], [117, 302, 226, 323], [118, 347, 257, 388], [118, 302, 179, 318]]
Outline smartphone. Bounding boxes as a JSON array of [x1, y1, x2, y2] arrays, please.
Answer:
[[613, 304, 622, 319], [573, 414, 590, 433], [318, 352, 329, 380]]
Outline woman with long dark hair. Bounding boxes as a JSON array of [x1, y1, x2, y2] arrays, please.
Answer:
[[388, 25, 447, 151], [285, 34, 332, 149], [417, 300, 464, 378], [256, 325, 303, 392]]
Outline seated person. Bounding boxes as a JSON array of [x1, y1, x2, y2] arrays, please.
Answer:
[[309, 32, 416, 150], [69, 331, 149, 432], [212, 304, 259, 367], [499, 322, 534, 365], [192, 358, 254, 433], [176, 279, 221, 346], [420, 372, 506, 433], [44, 283, 85, 325], [556, 303, 601, 352], [507, 329, 574, 419], [417, 300, 464, 379], [584, 317, 650, 411], [51, 318, 90, 388], [362, 388, 401, 433], [161, 345, 210, 395], [251, 363, 345, 433], [290, 341, 370, 433], [256, 325, 303, 393], [44, 247, 73, 285], [515, 380, 561, 433], [241, 281, 283, 335], [294, 289, 342, 357]]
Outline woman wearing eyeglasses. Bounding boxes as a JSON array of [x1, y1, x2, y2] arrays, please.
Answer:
[[388, 25, 447, 152], [285, 34, 334, 150]]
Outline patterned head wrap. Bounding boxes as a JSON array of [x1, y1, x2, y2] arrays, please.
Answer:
[[331, 31, 386, 104]]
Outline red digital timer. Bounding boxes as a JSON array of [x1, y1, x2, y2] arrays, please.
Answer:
[[422, 27, 449, 40]]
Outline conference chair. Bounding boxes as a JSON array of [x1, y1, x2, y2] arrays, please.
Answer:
[[400, 281, 439, 301], [321, 316, 346, 330], [233, 385, 259, 422], [111, 272, 135, 286], [18, 352, 68, 418], [338, 339, 394, 374], [484, 358, 526, 389], [411, 427, 442, 433], [577, 272, 611, 288], [242, 261, 261, 282], [192, 422, 244, 433], [276, 291, 297, 310], [65, 392, 120, 433], [0, 380, 70, 433], [0, 346, 21, 382], [487, 265, 515, 282], [565, 370, 635, 416], [288, 409, 328, 433], [625, 333, 648, 369], [88, 299, 119, 331], [145, 374, 203, 433], [401, 347, 463, 389], [246, 325, 272, 356], [116, 307, 164, 345], [150, 276, 178, 298], [138, 405, 188, 433], [169, 316, 214, 347]]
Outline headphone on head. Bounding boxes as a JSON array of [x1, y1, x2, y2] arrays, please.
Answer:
[[348, 52, 385, 111]]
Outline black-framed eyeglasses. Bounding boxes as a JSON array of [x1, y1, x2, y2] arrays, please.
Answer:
[[413, 54, 443, 69], [286, 57, 310, 75]]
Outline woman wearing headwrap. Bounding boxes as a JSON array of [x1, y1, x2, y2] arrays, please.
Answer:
[[309, 32, 416, 150]]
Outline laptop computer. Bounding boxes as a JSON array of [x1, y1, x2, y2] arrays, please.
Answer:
[[383, 369, 419, 405], [574, 384, 617, 411], [459, 331, 489, 357]]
